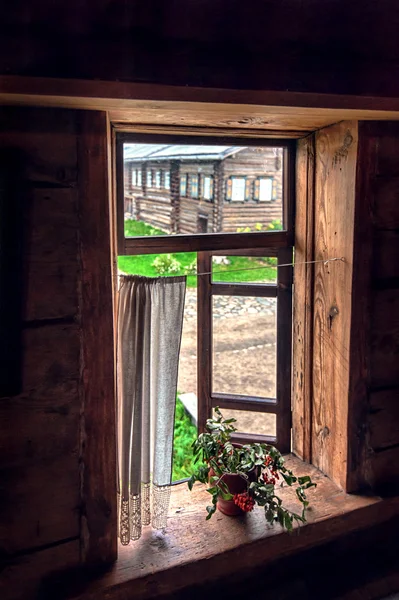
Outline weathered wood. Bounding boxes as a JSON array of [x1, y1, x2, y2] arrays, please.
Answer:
[[24, 188, 79, 321], [0, 456, 79, 555], [312, 121, 358, 490], [276, 247, 293, 454], [373, 229, 399, 282], [366, 446, 399, 491], [48, 455, 399, 600], [369, 389, 399, 450], [77, 111, 117, 565], [18, 324, 80, 397], [346, 123, 378, 491], [124, 230, 290, 255], [0, 106, 78, 186], [292, 135, 315, 463], [373, 177, 399, 230], [0, 384, 79, 470], [370, 289, 399, 388], [0, 539, 80, 600], [197, 252, 212, 433]]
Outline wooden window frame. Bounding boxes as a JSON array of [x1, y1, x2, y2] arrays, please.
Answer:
[[116, 132, 295, 453]]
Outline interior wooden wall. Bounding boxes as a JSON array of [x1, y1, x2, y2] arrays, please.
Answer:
[[0, 107, 116, 600], [294, 121, 399, 493], [2, 0, 399, 97]]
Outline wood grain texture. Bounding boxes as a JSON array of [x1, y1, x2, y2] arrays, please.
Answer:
[[48, 455, 399, 600], [370, 289, 399, 388], [78, 111, 117, 565], [0, 539, 80, 600], [369, 389, 399, 450], [24, 188, 79, 321], [292, 135, 315, 463], [373, 176, 399, 230], [312, 121, 358, 490], [0, 457, 79, 555]]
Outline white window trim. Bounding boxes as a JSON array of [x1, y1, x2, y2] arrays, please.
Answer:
[[231, 177, 246, 202]]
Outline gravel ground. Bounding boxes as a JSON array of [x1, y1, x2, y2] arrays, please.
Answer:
[[178, 290, 277, 436]]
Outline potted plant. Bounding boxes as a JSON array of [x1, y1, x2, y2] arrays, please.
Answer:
[[188, 408, 316, 531]]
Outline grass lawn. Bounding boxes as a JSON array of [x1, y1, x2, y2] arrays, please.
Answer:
[[173, 397, 198, 481], [119, 219, 277, 287]]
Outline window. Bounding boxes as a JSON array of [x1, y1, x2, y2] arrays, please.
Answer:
[[180, 174, 187, 196], [132, 169, 137, 186], [230, 177, 246, 201], [165, 171, 170, 189], [147, 170, 152, 188], [137, 170, 142, 187], [202, 175, 213, 201], [255, 177, 276, 202], [117, 136, 294, 459], [191, 174, 199, 198], [155, 170, 161, 188]]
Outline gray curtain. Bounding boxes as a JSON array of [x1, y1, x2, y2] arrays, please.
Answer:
[[117, 275, 186, 544]]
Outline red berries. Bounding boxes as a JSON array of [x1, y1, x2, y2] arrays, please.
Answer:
[[233, 492, 255, 512]]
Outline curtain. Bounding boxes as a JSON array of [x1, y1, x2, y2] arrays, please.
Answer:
[[117, 275, 186, 544]]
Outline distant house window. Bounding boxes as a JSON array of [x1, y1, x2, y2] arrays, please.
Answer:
[[132, 169, 137, 186], [255, 177, 276, 202], [137, 170, 142, 187], [180, 174, 187, 196], [191, 175, 199, 198], [147, 170, 152, 188], [202, 176, 213, 201], [230, 177, 246, 202], [155, 171, 161, 188], [165, 171, 170, 189]]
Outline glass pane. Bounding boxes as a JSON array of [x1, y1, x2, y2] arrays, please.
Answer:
[[212, 255, 277, 284], [214, 408, 276, 437], [212, 296, 277, 398], [123, 143, 284, 235]]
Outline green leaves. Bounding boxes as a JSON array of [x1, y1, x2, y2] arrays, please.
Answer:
[[186, 407, 316, 530]]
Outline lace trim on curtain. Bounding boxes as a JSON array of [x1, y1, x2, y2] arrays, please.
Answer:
[[118, 483, 171, 544]]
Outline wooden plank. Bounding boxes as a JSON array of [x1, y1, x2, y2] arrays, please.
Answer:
[[0, 385, 79, 470], [373, 176, 399, 230], [0, 106, 77, 186], [10, 324, 80, 398], [125, 230, 289, 255], [370, 289, 399, 388], [0, 456, 79, 555], [24, 188, 79, 321], [211, 393, 277, 413], [369, 389, 399, 450], [367, 446, 399, 491], [55, 455, 398, 600], [373, 229, 399, 282], [77, 111, 117, 565], [197, 251, 212, 433], [276, 247, 293, 454], [4, 76, 399, 115], [346, 122, 378, 492], [0, 539, 80, 600], [292, 136, 315, 463], [211, 283, 277, 298], [312, 122, 358, 490]]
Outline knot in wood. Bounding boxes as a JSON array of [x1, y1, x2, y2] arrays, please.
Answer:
[[328, 305, 339, 330]]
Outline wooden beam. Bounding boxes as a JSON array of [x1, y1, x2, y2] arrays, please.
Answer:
[[78, 111, 117, 565], [292, 135, 315, 463], [312, 122, 359, 490]]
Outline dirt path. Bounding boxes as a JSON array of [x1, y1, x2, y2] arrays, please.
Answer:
[[177, 293, 277, 436]]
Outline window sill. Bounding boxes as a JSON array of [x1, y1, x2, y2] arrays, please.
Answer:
[[71, 455, 398, 600]]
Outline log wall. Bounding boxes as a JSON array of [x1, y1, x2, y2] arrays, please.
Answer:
[[0, 106, 116, 600]]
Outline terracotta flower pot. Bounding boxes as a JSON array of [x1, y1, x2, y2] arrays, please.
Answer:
[[209, 444, 259, 516]]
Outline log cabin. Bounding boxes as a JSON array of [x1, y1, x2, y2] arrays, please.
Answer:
[[1, 2, 399, 599], [123, 145, 283, 234]]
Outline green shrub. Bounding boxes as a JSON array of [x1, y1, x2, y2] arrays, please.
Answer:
[[172, 398, 198, 481], [152, 254, 182, 275]]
